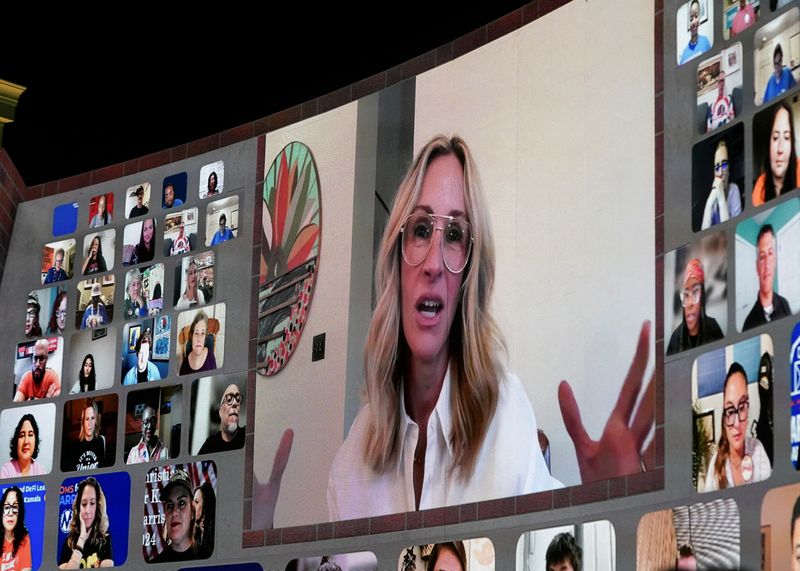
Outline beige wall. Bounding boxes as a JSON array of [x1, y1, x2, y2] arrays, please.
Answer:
[[414, 0, 655, 485]]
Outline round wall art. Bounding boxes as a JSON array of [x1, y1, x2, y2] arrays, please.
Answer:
[[258, 142, 321, 376]]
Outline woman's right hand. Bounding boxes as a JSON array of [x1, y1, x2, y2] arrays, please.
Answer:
[[78, 517, 90, 546]]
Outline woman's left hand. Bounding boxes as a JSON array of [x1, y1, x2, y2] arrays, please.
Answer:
[[558, 321, 655, 482]]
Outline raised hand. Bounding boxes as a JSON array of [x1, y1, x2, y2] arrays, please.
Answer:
[[251, 428, 294, 530], [559, 321, 655, 483]]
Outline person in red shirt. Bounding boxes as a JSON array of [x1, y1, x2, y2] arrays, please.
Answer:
[[14, 339, 60, 402], [1, 486, 32, 571]]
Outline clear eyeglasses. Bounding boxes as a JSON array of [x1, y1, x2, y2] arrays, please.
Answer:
[[400, 212, 473, 274], [679, 284, 702, 307]]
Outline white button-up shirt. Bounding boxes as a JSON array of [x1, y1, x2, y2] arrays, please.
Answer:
[[327, 368, 561, 521]]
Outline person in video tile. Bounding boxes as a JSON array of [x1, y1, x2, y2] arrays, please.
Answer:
[[198, 384, 244, 454], [80, 284, 108, 330], [666, 258, 723, 355], [122, 330, 161, 386], [24, 293, 42, 339], [175, 260, 206, 311], [89, 195, 112, 228], [58, 477, 113, 568], [126, 404, 168, 464], [743, 224, 792, 330], [129, 186, 149, 218], [44, 248, 68, 284], [14, 339, 61, 402], [163, 184, 183, 209], [703, 362, 771, 490], [192, 481, 215, 554], [731, 0, 756, 37], [68, 399, 106, 471], [427, 542, 466, 571], [546, 533, 582, 571], [1, 486, 32, 571], [179, 311, 216, 375], [131, 218, 156, 265], [679, 0, 711, 65], [123, 269, 147, 320], [209, 213, 234, 246], [753, 102, 799, 206], [47, 290, 68, 336], [763, 43, 797, 105], [1, 415, 44, 478], [149, 469, 211, 563], [81, 236, 107, 276]]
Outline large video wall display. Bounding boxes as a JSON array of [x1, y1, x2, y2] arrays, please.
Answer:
[[0, 134, 257, 569], [665, 1, 800, 570], [0, 0, 722, 568], [250, 0, 657, 551]]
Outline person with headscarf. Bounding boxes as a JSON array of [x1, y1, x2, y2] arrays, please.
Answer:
[[667, 258, 724, 355]]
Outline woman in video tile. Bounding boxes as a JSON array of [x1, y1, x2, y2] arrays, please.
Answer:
[[70, 354, 96, 394], [1, 486, 32, 571], [1, 415, 44, 479], [753, 101, 799, 206], [58, 477, 113, 568], [179, 311, 216, 374], [67, 399, 106, 472], [666, 258, 723, 355], [704, 362, 771, 490], [81, 236, 107, 276], [46, 290, 68, 336], [131, 219, 155, 265]]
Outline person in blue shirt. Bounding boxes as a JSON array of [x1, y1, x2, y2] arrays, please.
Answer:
[[163, 183, 184, 209], [123, 329, 162, 385], [209, 213, 235, 246], [763, 43, 797, 104], [44, 248, 69, 283], [679, 0, 711, 65]]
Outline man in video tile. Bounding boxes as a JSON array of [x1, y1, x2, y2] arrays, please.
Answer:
[[129, 186, 149, 218], [198, 384, 244, 454], [546, 532, 582, 571], [123, 329, 162, 385], [126, 404, 169, 463], [743, 224, 792, 330], [14, 338, 61, 401], [163, 183, 183, 209]]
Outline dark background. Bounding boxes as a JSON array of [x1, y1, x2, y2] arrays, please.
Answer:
[[1, 5, 528, 185]]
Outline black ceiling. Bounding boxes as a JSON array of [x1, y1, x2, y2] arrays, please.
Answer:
[[2, 4, 530, 186]]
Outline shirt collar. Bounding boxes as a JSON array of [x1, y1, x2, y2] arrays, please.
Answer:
[[398, 365, 455, 457]]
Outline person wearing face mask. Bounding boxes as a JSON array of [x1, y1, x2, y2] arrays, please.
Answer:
[[667, 258, 724, 355], [198, 384, 244, 454], [66, 399, 107, 471], [702, 362, 771, 490], [122, 330, 162, 385], [1, 486, 31, 571], [1, 415, 44, 478], [679, 0, 711, 65], [58, 477, 113, 568], [126, 404, 168, 464], [150, 469, 212, 562]]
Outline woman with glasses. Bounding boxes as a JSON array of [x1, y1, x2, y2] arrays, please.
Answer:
[[703, 362, 771, 490], [47, 290, 68, 336], [1, 486, 31, 571], [666, 258, 723, 356], [321, 136, 654, 521], [753, 101, 799, 206], [701, 139, 742, 230], [58, 477, 113, 568]]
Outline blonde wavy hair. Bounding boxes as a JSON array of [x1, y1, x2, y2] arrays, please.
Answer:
[[78, 399, 101, 441], [363, 135, 506, 478]]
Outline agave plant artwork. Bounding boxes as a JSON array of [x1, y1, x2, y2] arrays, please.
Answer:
[[258, 142, 321, 376]]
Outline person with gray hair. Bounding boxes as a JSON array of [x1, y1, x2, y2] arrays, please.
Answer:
[[123, 268, 147, 320]]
